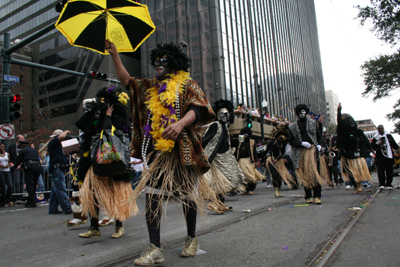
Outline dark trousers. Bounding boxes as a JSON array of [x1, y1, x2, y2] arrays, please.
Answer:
[[328, 166, 338, 185], [268, 163, 282, 189], [304, 184, 321, 199], [90, 205, 122, 230], [145, 193, 197, 248], [376, 161, 394, 187], [25, 164, 42, 205], [0, 171, 13, 205], [245, 182, 257, 192]]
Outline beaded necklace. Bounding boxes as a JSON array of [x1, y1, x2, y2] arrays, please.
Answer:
[[142, 78, 183, 170]]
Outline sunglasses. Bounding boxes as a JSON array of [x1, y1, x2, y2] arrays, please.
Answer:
[[154, 57, 168, 66]]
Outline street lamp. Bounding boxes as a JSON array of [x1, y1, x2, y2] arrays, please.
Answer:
[[258, 85, 266, 143]]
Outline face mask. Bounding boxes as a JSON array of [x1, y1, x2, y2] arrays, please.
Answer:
[[298, 109, 306, 119], [218, 108, 229, 123]]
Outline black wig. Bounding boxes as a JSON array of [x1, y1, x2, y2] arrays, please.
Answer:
[[212, 99, 235, 124], [240, 127, 252, 137], [150, 42, 190, 72], [340, 113, 357, 131], [295, 104, 309, 116], [95, 86, 131, 135]]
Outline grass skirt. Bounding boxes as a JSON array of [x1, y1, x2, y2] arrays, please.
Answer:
[[295, 147, 330, 189], [204, 163, 234, 195], [265, 157, 296, 189], [238, 158, 264, 183], [130, 148, 218, 219], [80, 166, 138, 221], [341, 156, 372, 183]]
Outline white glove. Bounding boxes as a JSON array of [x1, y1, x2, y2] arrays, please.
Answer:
[[301, 142, 311, 149], [317, 145, 321, 152]]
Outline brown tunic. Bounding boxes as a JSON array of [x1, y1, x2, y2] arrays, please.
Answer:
[[128, 76, 215, 174]]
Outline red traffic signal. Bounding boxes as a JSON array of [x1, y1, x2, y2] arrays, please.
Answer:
[[87, 71, 107, 80], [10, 94, 21, 103], [9, 94, 21, 121]]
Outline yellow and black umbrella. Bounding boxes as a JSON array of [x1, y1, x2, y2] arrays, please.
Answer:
[[55, 0, 155, 55]]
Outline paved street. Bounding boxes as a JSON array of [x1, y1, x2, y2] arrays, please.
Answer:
[[1, 172, 400, 267]]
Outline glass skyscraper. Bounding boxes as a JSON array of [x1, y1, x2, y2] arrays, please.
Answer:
[[140, 0, 325, 121], [1, 0, 325, 132]]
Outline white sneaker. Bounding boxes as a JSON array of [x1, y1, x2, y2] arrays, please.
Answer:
[[67, 218, 83, 227], [99, 218, 115, 227], [379, 186, 385, 189], [387, 186, 394, 190], [346, 185, 351, 190]]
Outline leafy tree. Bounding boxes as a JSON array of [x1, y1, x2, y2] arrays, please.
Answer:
[[24, 71, 66, 146], [357, 0, 400, 133]]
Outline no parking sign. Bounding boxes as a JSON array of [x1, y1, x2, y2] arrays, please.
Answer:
[[0, 124, 15, 140]]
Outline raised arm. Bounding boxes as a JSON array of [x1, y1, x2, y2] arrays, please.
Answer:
[[337, 103, 342, 127], [106, 40, 131, 87]]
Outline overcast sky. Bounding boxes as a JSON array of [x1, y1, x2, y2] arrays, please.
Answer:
[[314, 0, 400, 141]]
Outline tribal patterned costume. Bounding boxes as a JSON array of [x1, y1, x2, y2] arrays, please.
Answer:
[[202, 99, 245, 214], [128, 75, 217, 214], [288, 104, 329, 204]]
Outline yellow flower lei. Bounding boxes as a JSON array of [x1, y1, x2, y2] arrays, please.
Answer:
[[145, 70, 190, 152]]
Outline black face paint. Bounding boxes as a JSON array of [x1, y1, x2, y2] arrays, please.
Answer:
[[154, 57, 173, 81]]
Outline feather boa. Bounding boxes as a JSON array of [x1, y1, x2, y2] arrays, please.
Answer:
[[144, 71, 190, 152]]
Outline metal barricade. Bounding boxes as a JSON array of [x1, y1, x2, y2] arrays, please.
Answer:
[[4, 164, 74, 202]]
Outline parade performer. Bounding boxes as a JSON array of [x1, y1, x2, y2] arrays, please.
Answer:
[[336, 103, 372, 194], [323, 134, 340, 188], [202, 99, 246, 214], [234, 127, 264, 195], [371, 124, 399, 189], [288, 104, 329, 204], [108, 40, 216, 266], [76, 86, 137, 239], [264, 124, 296, 197]]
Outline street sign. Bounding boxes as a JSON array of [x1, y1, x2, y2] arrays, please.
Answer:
[[3, 75, 19, 82], [7, 81, 16, 87], [0, 124, 15, 140]]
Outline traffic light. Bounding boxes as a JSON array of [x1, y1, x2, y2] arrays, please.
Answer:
[[9, 94, 21, 121], [246, 113, 252, 128], [87, 71, 107, 80]]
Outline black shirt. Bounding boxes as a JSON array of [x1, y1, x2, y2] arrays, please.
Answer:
[[14, 146, 40, 168], [48, 137, 67, 172]]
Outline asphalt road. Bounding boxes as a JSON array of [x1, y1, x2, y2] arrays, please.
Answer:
[[1, 172, 399, 267]]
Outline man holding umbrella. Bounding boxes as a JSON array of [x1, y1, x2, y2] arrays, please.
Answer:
[[107, 40, 216, 266]]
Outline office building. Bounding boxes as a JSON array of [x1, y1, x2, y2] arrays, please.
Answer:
[[1, 0, 326, 133], [325, 90, 339, 125]]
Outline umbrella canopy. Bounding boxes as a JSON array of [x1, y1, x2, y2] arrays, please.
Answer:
[[55, 0, 155, 55]]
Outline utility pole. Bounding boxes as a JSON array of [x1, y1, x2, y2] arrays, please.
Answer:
[[258, 84, 265, 143], [1, 33, 12, 147], [1, 24, 120, 146]]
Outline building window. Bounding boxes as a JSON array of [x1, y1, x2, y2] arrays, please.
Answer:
[[329, 119, 331, 122], [19, 120, 23, 130], [327, 108, 329, 111], [327, 102, 329, 105], [20, 75, 24, 85]]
